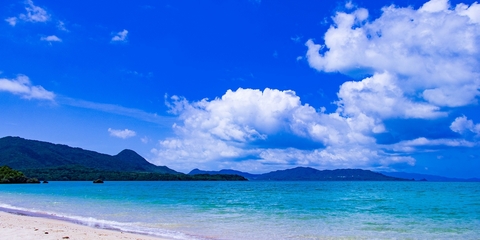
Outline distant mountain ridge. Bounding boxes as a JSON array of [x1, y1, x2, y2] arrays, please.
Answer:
[[0, 136, 178, 174], [3, 136, 476, 182], [190, 167, 410, 181], [190, 168, 480, 182], [380, 171, 480, 182], [189, 169, 260, 179]]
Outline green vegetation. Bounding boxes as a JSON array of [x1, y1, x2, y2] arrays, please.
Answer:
[[0, 136, 178, 174], [0, 136, 247, 181], [0, 166, 40, 184], [192, 167, 412, 181], [21, 165, 247, 181]]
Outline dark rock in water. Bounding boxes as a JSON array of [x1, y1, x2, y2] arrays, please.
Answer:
[[418, 178, 428, 181], [43, 180, 49, 183], [93, 179, 104, 183]]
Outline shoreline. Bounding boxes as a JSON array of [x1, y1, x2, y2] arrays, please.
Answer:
[[0, 210, 170, 240]]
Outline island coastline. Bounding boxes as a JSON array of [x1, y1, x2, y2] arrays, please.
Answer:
[[0, 210, 170, 240]]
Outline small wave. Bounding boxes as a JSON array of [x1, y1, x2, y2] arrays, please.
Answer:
[[0, 203, 203, 240]]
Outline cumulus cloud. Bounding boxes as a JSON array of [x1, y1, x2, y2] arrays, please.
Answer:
[[111, 29, 128, 42], [306, 0, 480, 108], [152, 0, 480, 173], [164, 88, 378, 146], [450, 116, 480, 135], [5, 0, 50, 26], [152, 88, 412, 172], [108, 128, 136, 139], [20, 0, 50, 23], [0, 75, 55, 100], [40, 35, 62, 42], [420, 0, 450, 13], [336, 72, 446, 120]]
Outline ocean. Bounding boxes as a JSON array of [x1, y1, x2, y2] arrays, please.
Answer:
[[0, 181, 479, 239]]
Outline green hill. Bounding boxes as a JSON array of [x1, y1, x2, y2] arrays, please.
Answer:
[[0, 165, 39, 184], [19, 165, 247, 181], [0, 136, 177, 174], [0, 136, 247, 181]]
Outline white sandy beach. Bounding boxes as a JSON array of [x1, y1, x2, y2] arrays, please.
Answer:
[[0, 211, 167, 240]]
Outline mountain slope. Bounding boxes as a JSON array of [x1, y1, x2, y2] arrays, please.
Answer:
[[113, 149, 176, 173], [190, 167, 409, 181], [256, 167, 408, 181], [0, 136, 178, 174], [189, 168, 260, 179], [379, 171, 480, 182]]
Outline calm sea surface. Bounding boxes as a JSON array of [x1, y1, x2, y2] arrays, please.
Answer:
[[0, 181, 479, 239]]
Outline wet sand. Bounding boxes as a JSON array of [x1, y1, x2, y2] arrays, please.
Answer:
[[0, 211, 168, 240]]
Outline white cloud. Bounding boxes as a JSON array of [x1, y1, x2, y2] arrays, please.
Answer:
[[141, 136, 150, 144], [291, 35, 302, 43], [152, 133, 247, 171], [456, 2, 480, 23], [20, 0, 50, 23], [40, 35, 62, 42], [5, 17, 17, 26], [152, 88, 412, 172], [163, 88, 378, 147], [166, 88, 298, 142], [345, 1, 355, 9], [259, 147, 415, 168], [57, 21, 68, 31], [60, 97, 174, 126], [111, 29, 128, 42], [20, 0, 50, 22], [336, 72, 445, 119], [0, 75, 55, 100], [108, 128, 136, 139], [5, 0, 50, 26], [420, 0, 450, 13], [450, 116, 480, 135], [305, 0, 480, 108], [389, 137, 476, 153], [152, 0, 480, 173]]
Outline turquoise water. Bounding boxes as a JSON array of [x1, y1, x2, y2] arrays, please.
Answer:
[[0, 181, 479, 239]]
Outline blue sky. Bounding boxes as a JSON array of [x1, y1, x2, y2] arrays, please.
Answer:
[[1, 0, 479, 177]]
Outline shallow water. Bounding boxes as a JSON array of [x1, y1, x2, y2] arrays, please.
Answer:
[[1, 181, 479, 239]]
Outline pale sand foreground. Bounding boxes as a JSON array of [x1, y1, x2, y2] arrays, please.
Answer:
[[0, 211, 168, 240]]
